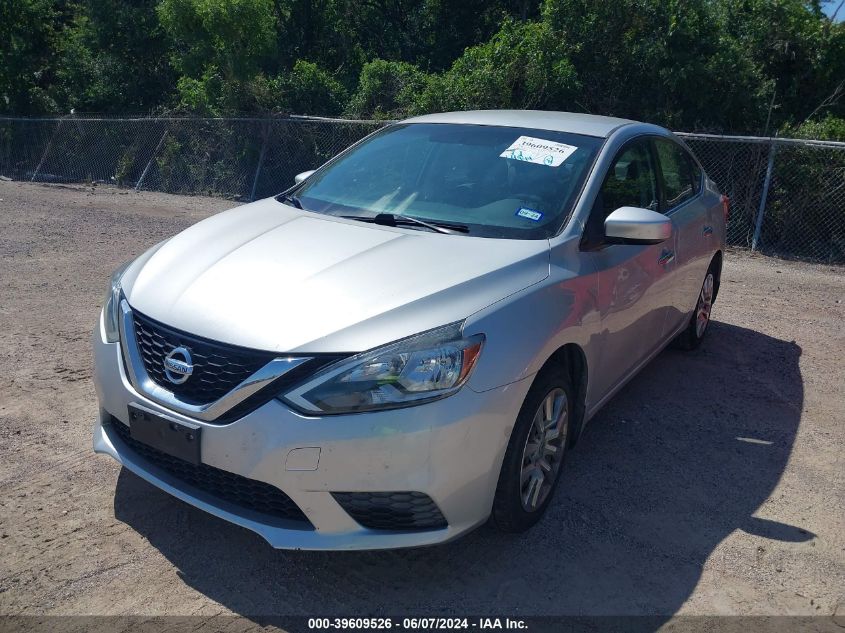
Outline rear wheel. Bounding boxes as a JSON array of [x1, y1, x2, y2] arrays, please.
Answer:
[[492, 368, 573, 533], [675, 264, 717, 350]]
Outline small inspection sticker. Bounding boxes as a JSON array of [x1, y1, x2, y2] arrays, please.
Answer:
[[515, 207, 544, 221], [500, 135, 578, 167]]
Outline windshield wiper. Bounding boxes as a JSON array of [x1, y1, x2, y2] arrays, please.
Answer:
[[278, 193, 303, 209], [340, 213, 469, 234]]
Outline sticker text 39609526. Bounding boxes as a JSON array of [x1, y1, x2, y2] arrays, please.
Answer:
[[500, 136, 578, 167]]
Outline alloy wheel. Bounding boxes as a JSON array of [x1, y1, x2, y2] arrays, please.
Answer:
[[519, 388, 568, 512], [696, 272, 715, 338]]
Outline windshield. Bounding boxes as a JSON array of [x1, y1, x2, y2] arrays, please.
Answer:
[[289, 123, 603, 239]]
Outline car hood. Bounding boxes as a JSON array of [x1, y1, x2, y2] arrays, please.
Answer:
[[123, 198, 550, 353]]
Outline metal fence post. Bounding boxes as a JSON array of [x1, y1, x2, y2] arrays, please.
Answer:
[[31, 119, 61, 182], [250, 120, 270, 201], [751, 140, 777, 252], [135, 129, 168, 192]]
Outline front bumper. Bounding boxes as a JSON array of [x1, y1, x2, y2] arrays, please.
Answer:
[[93, 314, 531, 550]]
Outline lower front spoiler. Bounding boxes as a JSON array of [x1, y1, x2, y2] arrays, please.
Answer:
[[94, 420, 479, 551]]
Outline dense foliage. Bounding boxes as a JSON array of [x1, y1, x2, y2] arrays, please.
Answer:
[[2, 0, 844, 135]]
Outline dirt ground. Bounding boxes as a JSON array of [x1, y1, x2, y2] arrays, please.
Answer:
[[0, 181, 843, 620]]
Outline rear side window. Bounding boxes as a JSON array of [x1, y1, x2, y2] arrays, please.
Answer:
[[690, 158, 702, 194], [655, 138, 696, 209]]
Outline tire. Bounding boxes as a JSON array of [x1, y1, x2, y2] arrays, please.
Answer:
[[491, 367, 574, 533], [674, 262, 718, 351]]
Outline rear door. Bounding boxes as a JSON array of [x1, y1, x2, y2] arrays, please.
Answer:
[[581, 138, 678, 399], [652, 137, 711, 334]]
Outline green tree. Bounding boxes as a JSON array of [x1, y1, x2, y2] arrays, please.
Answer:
[[540, 0, 772, 131], [781, 114, 845, 141], [51, 0, 176, 114], [346, 59, 430, 119], [2, 0, 844, 135], [157, 0, 280, 79], [413, 20, 580, 114], [405, 0, 544, 70], [274, 59, 348, 114], [718, 0, 845, 128], [0, 0, 65, 114], [156, 0, 283, 113]]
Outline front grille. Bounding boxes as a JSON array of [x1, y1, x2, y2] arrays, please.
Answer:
[[132, 310, 277, 405], [109, 417, 310, 524], [332, 491, 447, 531]]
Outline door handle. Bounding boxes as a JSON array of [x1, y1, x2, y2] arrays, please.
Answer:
[[702, 225, 714, 236], [658, 249, 675, 266]]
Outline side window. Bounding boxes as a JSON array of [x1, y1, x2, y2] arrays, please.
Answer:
[[690, 156, 702, 194], [597, 141, 659, 217], [655, 138, 695, 209], [582, 139, 659, 248]]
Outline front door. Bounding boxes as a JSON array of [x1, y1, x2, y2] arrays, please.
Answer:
[[582, 138, 678, 400]]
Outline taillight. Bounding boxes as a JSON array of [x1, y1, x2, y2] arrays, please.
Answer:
[[720, 194, 730, 222]]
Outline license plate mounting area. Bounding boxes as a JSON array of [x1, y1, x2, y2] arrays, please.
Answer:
[[127, 405, 201, 466]]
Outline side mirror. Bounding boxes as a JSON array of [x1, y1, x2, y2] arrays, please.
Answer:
[[294, 170, 315, 184], [604, 207, 672, 245]]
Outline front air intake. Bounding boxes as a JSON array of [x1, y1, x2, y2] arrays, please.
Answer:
[[109, 417, 310, 525], [332, 491, 447, 531]]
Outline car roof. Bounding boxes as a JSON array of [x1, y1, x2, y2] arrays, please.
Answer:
[[401, 110, 637, 138]]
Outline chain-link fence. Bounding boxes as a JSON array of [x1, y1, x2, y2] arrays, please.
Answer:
[[679, 133, 845, 263], [1, 116, 843, 263], [0, 116, 386, 201]]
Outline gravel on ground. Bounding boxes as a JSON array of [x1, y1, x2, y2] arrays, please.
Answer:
[[0, 181, 843, 619]]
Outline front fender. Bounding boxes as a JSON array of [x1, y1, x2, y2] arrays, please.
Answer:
[[464, 239, 600, 393]]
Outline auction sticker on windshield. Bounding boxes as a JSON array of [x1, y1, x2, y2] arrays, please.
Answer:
[[500, 136, 578, 167]]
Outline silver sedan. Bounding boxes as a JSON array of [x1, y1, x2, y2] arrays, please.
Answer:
[[93, 110, 727, 549]]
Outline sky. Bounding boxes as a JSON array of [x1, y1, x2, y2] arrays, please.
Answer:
[[822, 0, 844, 20]]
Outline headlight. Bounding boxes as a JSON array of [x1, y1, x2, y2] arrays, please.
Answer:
[[103, 261, 130, 342], [281, 323, 484, 414]]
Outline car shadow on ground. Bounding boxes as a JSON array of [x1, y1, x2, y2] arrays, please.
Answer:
[[114, 320, 808, 617]]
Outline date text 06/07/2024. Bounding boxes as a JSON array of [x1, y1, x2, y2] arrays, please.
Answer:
[[306, 617, 528, 630]]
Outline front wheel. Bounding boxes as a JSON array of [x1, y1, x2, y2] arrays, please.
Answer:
[[492, 368, 573, 533]]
